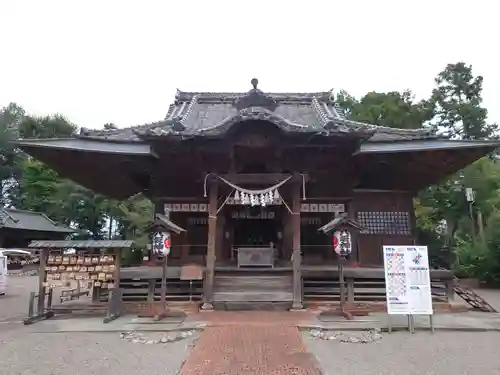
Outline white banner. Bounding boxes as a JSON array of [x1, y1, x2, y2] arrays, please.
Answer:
[[383, 246, 433, 315]]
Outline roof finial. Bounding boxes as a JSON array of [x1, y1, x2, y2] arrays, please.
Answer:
[[251, 78, 259, 90]]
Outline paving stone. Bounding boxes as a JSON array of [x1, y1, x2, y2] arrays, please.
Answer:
[[179, 326, 322, 375]]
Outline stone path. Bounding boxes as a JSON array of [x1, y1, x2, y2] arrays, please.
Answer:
[[179, 326, 322, 375]]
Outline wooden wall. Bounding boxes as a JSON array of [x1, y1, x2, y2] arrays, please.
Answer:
[[353, 190, 415, 266]]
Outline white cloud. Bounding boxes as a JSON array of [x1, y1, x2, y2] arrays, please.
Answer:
[[0, 0, 498, 128]]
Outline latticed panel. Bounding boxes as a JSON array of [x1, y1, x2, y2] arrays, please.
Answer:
[[357, 211, 411, 235]]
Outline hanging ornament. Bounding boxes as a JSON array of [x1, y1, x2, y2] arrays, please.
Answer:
[[250, 194, 256, 206], [267, 191, 274, 204], [274, 189, 280, 201], [234, 190, 240, 202], [260, 194, 266, 206], [241, 192, 247, 205]]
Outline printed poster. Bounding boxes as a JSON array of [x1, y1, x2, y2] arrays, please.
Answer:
[[383, 246, 433, 315]]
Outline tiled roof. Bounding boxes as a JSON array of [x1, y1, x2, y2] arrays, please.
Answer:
[[28, 240, 134, 248], [0, 208, 73, 233], [78, 82, 437, 142]]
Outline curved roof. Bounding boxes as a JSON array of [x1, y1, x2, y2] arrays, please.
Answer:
[[77, 85, 437, 142]]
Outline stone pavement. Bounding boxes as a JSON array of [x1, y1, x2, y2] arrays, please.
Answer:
[[179, 326, 322, 375], [25, 309, 500, 333]]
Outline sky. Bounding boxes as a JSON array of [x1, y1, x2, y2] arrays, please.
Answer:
[[0, 0, 498, 130]]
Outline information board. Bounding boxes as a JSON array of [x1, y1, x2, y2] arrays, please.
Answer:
[[383, 246, 433, 315]]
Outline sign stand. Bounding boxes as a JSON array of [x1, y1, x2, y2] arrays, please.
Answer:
[[383, 246, 434, 334]]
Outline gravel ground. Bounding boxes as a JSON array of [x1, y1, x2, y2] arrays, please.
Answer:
[[0, 275, 38, 322], [304, 331, 500, 375], [1, 329, 195, 375], [0, 276, 195, 375]]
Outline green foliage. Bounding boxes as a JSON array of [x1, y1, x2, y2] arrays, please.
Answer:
[[0, 103, 154, 253], [337, 90, 434, 129], [340, 62, 500, 282], [431, 62, 498, 139]]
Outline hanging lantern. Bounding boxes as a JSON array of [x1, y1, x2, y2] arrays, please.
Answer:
[[333, 229, 352, 258]]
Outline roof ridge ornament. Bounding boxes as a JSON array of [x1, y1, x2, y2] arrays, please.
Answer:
[[233, 78, 278, 111]]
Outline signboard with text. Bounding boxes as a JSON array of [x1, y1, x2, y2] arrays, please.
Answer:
[[383, 246, 433, 315]]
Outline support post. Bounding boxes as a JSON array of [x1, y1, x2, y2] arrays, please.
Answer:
[[37, 249, 48, 314], [202, 180, 218, 310], [291, 176, 303, 310]]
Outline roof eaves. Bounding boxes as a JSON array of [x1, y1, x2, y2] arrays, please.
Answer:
[[357, 139, 500, 154], [15, 137, 153, 155]]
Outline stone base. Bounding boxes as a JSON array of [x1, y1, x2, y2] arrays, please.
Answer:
[[200, 302, 214, 311]]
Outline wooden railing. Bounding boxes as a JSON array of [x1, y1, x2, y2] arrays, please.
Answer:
[[303, 276, 455, 303], [99, 278, 203, 303]]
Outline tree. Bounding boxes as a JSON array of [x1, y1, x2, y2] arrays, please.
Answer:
[[0, 103, 26, 206], [337, 90, 434, 129], [431, 62, 498, 139]]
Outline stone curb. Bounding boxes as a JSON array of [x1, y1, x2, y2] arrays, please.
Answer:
[[299, 324, 500, 332], [31, 325, 205, 334]]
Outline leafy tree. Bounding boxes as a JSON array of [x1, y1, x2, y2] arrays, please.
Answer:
[[337, 90, 434, 129], [431, 62, 498, 139], [0, 103, 26, 206]]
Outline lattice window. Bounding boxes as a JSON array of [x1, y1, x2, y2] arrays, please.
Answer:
[[357, 211, 411, 235]]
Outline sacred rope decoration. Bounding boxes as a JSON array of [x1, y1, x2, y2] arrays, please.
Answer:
[[202, 173, 307, 213]]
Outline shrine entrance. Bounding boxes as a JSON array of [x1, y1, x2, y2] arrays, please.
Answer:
[[225, 206, 284, 268]]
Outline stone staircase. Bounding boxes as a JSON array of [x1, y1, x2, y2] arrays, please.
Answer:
[[212, 269, 293, 310]]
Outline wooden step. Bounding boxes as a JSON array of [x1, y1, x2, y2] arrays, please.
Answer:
[[214, 275, 292, 290], [213, 291, 293, 302], [213, 301, 292, 311]]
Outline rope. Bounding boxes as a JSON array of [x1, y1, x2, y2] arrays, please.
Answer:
[[216, 189, 235, 215], [217, 175, 292, 195]]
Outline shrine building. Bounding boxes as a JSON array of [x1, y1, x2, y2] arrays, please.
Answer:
[[16, 79, 500, 310]]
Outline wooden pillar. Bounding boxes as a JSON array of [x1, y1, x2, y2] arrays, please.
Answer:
[[37, 249, 48, 314], [291, 176, 303, 310], [202, 180, 218, 310], [346, 198, 358, 263]]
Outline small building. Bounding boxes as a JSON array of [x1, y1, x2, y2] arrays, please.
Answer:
[[0, 207, 73, 249], [16, 80, 500, 309]]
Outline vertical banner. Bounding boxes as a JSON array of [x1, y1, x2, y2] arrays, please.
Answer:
[[383, 246, 433, 315]]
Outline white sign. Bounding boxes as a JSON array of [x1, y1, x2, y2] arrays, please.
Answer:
[[383, 246, 433, 315]]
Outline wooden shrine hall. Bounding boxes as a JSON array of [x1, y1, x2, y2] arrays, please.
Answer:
[[16, 79, 500, 310]]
